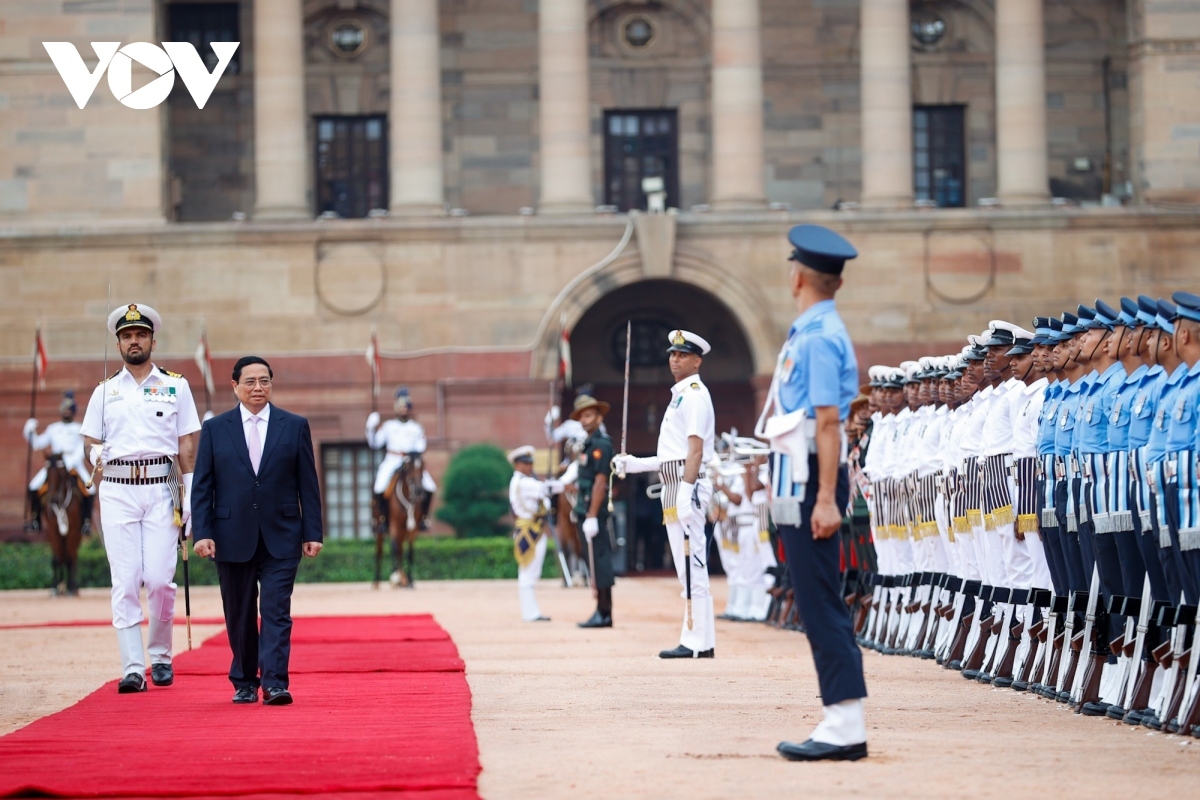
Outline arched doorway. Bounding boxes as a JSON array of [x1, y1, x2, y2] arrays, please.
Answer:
[[564, 279, 757, 573]]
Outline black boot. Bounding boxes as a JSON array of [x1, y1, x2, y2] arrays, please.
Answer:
[[578, 588, 613, 628], [80, 494, 94, 535], [420, 492, 434, 531], [373, 493, 388, 534]]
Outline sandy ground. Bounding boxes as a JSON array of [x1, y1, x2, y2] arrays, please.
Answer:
[[1, 576, 1196, 799]]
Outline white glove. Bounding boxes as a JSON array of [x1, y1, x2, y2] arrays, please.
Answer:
[[612, 454, 661, 478], [675, 481, 697, 523], [546, 479, 564, 494], [181, 473, 193, 526], [366, 411, 381, 430], [582, 516, 600, 541], [23, 418, 37, 440], [88, 443, 104, 468], [544, 406, 560, 427]]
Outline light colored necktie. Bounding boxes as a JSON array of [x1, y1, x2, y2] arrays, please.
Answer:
[[248, 416, 262, 474]]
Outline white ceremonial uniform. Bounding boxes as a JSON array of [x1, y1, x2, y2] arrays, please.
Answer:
[[659, 375, 717, 653], [79, 365, 201, 677], [510, 471, 551, 621], [1012, 378, 1051, 591], [731, 471, 768, 620], [27, 419, 88, 491], [979, 378, 1027, 588], [367, 417, 438, 494], [960, 386, 995, 580]]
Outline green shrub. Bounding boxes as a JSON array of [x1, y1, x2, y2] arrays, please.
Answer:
[[0, 536, 561, 590], [434, 443, 512, 538]]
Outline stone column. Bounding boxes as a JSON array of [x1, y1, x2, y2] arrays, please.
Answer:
[[860, 0, 913, 208], [996, 0, 1050, 206], [390, 0, 445, 215], [710, 0, 765, 209], [252, 0, 308, 220], [538, 0, 592, 214]]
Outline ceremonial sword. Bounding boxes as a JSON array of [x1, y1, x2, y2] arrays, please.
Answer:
[[84, 284, 111, 491]]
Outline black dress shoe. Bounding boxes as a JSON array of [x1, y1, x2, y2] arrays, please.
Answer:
[[658, 644, 714, 659], [1123, 709, 1145, 725], [532, 616, 551, 622], [263, 687, 293, 706], [577, 611, 612, 628], [992, 676, 1014, 689], [117, 672, 146, 694], [232, 686, 258, 704], [1081, 701, 1111, 717], [1105, 704, 1127, 720], [962, 669, 983, 680], [777, 739, 868, 762], [150, 663, 173, 687]]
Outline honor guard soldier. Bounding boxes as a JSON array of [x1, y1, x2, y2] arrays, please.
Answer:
[[615, 330, 718, 659], [508, 445, 562, 622], [80, 304, 201, 693], [571, 395, 616, 628], [366, 387, 437, 531], [764, 225, 868, 762], [25, 390, 96, 533]]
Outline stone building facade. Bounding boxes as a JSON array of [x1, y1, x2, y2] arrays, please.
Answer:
[[2, 0, 1199, 542]]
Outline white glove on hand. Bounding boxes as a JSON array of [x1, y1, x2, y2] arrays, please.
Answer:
[[88, 443, 104, 469], [23, 418, 37, 440], [612, 454, 661, 478], [582, 516, 600, 541], [546, 479, 564, 495], [181, 473, 194, 526], [366, 411, 381, 430], [675, 481, 697, 523]]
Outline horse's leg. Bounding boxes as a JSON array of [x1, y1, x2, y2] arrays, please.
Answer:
[[406, 535, 415, 589], [373, 532, 383, 588], [66, 508, 82, 596], [46, 512, 64, 594], [390, 531, 401, 587]]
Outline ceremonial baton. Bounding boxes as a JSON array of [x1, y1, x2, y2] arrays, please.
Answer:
[[179, 525, 193, 650]]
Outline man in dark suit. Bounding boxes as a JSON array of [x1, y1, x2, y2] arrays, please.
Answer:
[[192, 356, 323, 705]]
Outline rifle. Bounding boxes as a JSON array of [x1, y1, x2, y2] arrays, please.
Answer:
[[1171, 604, 1200, 733], [945, 579, 980, 670], [1153, 603, 1196, 730], [1121, 598, 1168, 722], [961, 585, 997, 676], [978, 587, 1014, 682], [1036, 594, 1069, 698], [1055, 588, 1089, 701], [1110, 581, 1151, 719], [1073, 585, 1116, 714], [992, 588, 1029, 686], [1014, 589, 1051, 691]]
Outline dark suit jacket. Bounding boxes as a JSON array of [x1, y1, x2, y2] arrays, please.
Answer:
[[192, 404, 323, 562]]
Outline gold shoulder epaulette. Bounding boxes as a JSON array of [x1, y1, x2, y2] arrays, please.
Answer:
[[159, 367, 184, 379], [99, 370, 121, 385]]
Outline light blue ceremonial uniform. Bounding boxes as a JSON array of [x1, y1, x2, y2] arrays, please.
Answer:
[[778, 299, 859, 420]]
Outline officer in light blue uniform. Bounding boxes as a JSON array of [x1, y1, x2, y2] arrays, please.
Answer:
[[1144, 300, 1196, 605], [1032, 316, 1069, 596], [1055, 311, 1091, 592], [1166, 292, 1200, 592], [770, 225, 867, 763], [1127, 296, 1172, 604]]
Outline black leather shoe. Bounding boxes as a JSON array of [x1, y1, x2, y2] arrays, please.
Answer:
[[962, 669, 983, 680], [532, 616, 551, 622], [150, 663, 173, 687], [1123, 708, 1146, 725], [777, 739, 868, 762], [1141, 714, 1162, 730], [263, 687, 293, 706], [658, 644, 714, 659], [1105, 705, 1127, 720], [232, 686, 258, 704], [577, 611, 612, 628], [1081, 701, 1111, 717], [992, 676, 1014, 689], [117, 672, 146, 694]]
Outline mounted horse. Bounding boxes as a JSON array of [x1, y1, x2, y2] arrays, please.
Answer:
[[373, 453, 425, 588], [41, 453, 84, 596], [551, 436, 589, 586]]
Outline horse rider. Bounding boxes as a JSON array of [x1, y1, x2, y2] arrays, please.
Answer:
[[25, 390, 95, 534], [509, 445, 563, 621], [80, 303, 201, 694], [615, 329, 718, 659], [366, 387, 437, 532]]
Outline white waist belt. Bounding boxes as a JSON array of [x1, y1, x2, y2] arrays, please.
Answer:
[[104, 463, 172, 480]]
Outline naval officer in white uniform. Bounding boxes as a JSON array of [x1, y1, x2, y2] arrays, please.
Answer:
[[80, 303, 201, 693], [615, 330, 718, 658]]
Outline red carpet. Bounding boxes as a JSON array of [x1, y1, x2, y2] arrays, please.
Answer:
[[0, 615, 481, 799]]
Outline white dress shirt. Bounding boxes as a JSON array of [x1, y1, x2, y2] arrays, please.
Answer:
[[80, 365, 202, 461], [980, 378, 1023, 457], [657, 375, 716, 463], [240, 402, 271, 464], [1011, 378, 1049, 459]]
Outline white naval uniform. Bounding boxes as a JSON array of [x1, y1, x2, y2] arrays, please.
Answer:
[[79, 365, 201, 677], [510, 471, 551, 621], [366, 417, 438, 494], [27, 419, 92, 493], [658, 376, 717, 654]]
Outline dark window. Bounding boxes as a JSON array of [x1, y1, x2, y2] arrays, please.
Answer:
[[167, 3, 241, 73], [913, 105, 966, 208], [611, 318, 681, 370], [322, 443, 384, 540], [315, 115, 389, 219], [603, 109, 679, 212]]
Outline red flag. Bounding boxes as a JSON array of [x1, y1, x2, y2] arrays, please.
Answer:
[[559, 326, 572, 389], [194, 330, 215, 396], [34, 327, 48, 389], [366, 330, 382, 398]]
